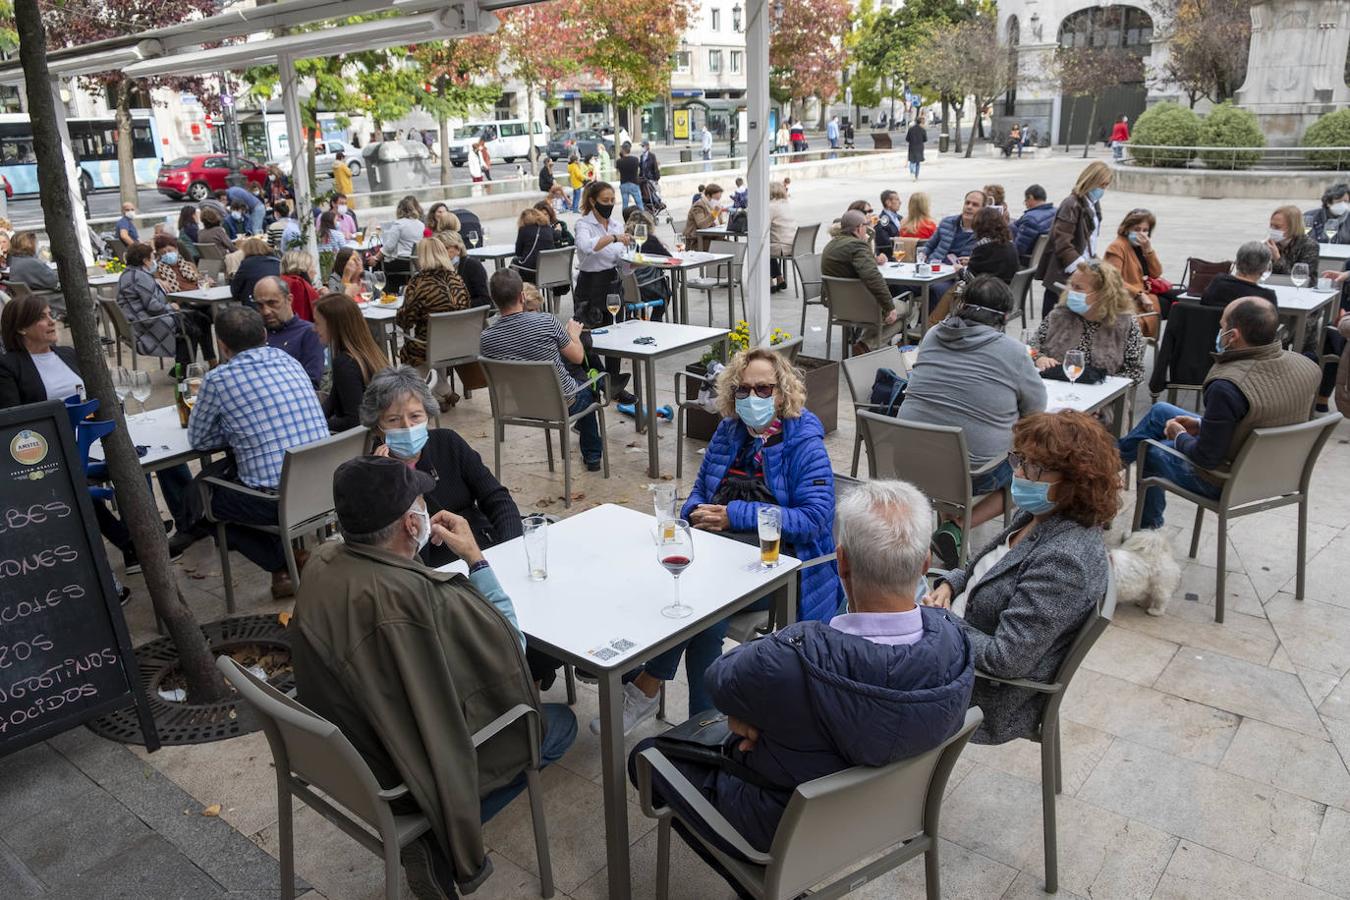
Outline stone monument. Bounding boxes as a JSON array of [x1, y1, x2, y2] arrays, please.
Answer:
[[1234, 0, 1350, 145]]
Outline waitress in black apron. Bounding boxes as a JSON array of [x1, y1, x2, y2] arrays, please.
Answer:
[[573, 180, 632, 399]]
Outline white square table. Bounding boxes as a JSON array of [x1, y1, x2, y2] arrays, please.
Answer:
[[1267, 284, 1338, 351], [438, 503, 800, 900], [623, 250, 737, 325], [878, 261, 960, 339], [167, 284, 234, 306], [359, 298, 404, 360], [588, 319, 730, 477], [468, 243, 517, 270], [1043, 375, 1134, 434], [88, 405, 209, 473], [1318, 242, 1350, 274], [696, 223, 740, 241]]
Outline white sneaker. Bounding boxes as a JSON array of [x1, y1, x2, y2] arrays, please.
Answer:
[[589, 681, 660, 735]]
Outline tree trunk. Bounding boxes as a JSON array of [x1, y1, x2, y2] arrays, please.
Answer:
[[1082, 96, 1099, 159], [952, 98, 963, 154], [14, 0, 226, 705], [526, 80, 538, 171], [438, 111, 451, 186], [115, 78, 138, 208], [965, 96, 980, 158], [889, 76, 896, 125], [1063, 100, 1077, 153], [306, 123, 318, 196]]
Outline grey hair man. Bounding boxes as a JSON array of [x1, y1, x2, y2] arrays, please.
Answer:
[[627, 478, 974, 871], [1200, 240, 1278, 309], [254, 275, 324, 387]]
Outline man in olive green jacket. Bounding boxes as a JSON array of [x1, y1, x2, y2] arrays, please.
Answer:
[[822, 208, 911, 354], [293, 456, 576, 899]]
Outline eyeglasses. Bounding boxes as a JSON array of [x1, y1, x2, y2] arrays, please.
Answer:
[[734, 383, 777, 399], [1007, 451, 1047, 482]]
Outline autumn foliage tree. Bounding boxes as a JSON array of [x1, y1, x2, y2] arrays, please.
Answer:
[[408, 37, 502, 183], [491, 2, 588, 167], [1151, 0, 1252, 107], [769, 0, 851, 118], [916, 14, 1011, 155], [1056, 45, 1146, 155], [574, 0, 693, 125]]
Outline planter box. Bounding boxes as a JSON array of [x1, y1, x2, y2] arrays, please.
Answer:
[[682, 355, 839, 443]]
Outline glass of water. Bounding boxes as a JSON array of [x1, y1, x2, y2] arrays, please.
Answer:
[[130, 370, 153, 411], [112, 367, 132, 406], [522, 515, 548, 581]]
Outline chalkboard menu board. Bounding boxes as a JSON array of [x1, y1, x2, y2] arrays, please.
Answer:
[[0, 400, 158, 756]]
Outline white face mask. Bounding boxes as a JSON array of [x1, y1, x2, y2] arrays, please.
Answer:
[[411, 505, 431, 551], [1331, 202, 1350, 217], [1267, 227, 1285, 242], [337, 204, 348, 215]]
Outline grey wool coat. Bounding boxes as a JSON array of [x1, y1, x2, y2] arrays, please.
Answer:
[[941, 511, 1109, 744]]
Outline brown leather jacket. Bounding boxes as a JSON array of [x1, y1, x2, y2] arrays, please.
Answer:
[[1038, 192, 1100, 294]]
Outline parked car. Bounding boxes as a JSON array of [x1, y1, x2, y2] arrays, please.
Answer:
[[270, 138, 361, 179], [546, 129, 615, 162], [445, 119, 550, 166], [156, 154, 270, 201]]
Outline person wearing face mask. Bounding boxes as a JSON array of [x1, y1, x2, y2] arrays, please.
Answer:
[[327, 194, 358, 238], [151, 233, 203, 294], [600, 349, 841, 736], [1306, 183, 1350, 245], [1103, 207, 1168, 338], [6, 231, 59, 291], [574, 180, 636, 399], [628, 480, 973, 884], [226, 183, 266, 235], [822, 208, 911, 355], [925, 410, 1116, 745], [1265, 205, 1320, 276], [1034, 257, 1145, 383], [291, 454, 576, 900], [197, 206, 236, 256], [1118, 297, 1319, 530], [114, 201, 140, 249], [116, 242, 208, 366], [1039, 161, 1111, 318]]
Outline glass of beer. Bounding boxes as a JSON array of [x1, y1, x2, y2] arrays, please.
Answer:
[[892, 237, 905, 264], [757, 506, 782, 568]]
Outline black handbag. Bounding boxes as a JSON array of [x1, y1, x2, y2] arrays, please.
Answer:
[[727, 209, 748, 235], [654, 711, 791, 792]]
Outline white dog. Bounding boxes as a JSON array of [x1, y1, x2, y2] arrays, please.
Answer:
[[1108, 529, 1181, 616]]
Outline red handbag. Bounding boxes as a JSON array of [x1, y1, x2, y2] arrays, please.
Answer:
[[1144, 275, 1173, 295]]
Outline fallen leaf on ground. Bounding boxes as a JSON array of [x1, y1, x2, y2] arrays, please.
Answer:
[[202, 803, 221, 817], [535, 497, 554, 508], [277, 612, 291, 627]]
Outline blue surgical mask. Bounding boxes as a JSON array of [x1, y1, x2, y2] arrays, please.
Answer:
[[384, 422, 429, 458], [1214, 327, 1231, 353], [1087, 187, 1105, 203], [1126, 231, 1141, 247], [231, 211, 244, 221], [161, 251, 179, 266], [1011, 476, 1057, 515], [1066, 290, 1091, 315], [735, 394, 776, 430]]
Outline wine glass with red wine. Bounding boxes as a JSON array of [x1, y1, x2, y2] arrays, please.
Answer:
[[656, 518, 695, 619]]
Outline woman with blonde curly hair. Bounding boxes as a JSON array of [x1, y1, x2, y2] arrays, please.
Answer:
[[1033, 257, 1144, 382], [591, 347, 840, 734], [926, 410, 1117, 744]]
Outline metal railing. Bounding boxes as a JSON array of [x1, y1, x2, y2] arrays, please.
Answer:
[[1121, 144, 1350, 171]]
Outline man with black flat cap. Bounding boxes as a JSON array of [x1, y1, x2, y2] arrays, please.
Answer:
[[292, 455, 576, 900]]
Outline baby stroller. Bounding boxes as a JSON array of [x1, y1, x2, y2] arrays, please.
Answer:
[[639, 179, 671, 225]]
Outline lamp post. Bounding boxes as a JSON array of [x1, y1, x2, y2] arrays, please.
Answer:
[[733, 2, 742, 32]]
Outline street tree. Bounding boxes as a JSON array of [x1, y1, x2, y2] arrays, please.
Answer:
[[1151, 0, 1252, 107], [492, 2, 588, 168], [769, 0, 851, 119], [1055, 45, 1145, 155], [576, 0, 693, 128], [12, 0, 227, 704], [408, 38, 502, 184]]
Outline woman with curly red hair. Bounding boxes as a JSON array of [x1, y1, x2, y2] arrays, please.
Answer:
[[925, 410, 1117, 744]]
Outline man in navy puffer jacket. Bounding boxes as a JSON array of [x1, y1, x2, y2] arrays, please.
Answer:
[[630, 480, 974, 889]]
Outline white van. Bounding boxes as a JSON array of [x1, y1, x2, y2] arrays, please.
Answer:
[[446, 119, 549, 166]]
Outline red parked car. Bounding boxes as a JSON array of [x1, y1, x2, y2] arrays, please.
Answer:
[[156, 154, 269, 202]]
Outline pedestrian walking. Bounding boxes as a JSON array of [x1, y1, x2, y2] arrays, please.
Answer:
[[906, 120, 928, 181]]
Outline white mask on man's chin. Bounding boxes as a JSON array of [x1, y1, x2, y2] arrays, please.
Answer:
[[411, 505, 431, 551]]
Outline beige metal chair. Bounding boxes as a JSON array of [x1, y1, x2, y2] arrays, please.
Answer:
[[217, 656, 556, 900], [202, 426, 368, 612], [794, 252, 825, 345], [97, 296, 183, 371], [822, 275, 913, 360], [425, 307, 490, 400], [1131, 413, 1340, 622], [779, 223, 820, 297], [686, 239, 746, 327], [194, 242, 226, 282], [635, 706, 983, 900], [535, 247, 575, 314], [841, 345, 911, 477], [974, 568, 1117, 895], [858, 411, 1010, 566], [479, 358, 609, 508]]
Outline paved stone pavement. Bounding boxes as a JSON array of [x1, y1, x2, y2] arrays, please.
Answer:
[[11, 148, 1350, 899]]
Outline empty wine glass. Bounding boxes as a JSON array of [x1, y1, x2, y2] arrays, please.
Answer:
[[1291, 262, 1310, 289], [130, 370, 152, 412], [111, 367, 132, 406], [656, 519, 694, 619], [1061, 349, 1086, 402]]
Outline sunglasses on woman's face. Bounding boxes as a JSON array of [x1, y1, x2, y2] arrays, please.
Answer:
[[734, 383, 777, 399]]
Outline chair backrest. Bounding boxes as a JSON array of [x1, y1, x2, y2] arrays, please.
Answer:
[[75, 419, 116, 471], [1037, 566, 1117, 728], [277, 426, 369, 533], [890, 236, 920, 263], [535, 247, 574, 291], [621, 270, 641, 304], [764, 707, 983, 899], [7, 281, 32, 301], [858, 411, 972, 509], [426, 306, 490, 368], [708, 239, 746, 283], [216, 656, 393, 831], [841, 345, 909, 405], [1262, 274, 1294, 287], [98, 297, 136, 349], [1222, 413, 1341, 508], [1027, 232, 1050, 273], [821, 275, 883, 327], [1182, 257, 1231, 296], [794, 252, 823, 303], [1008, 265, 1036, 318], [195, 242, 226, 261], [479, 357, 570, 423], [791, 223, 819, 258], [64, 396, 100, 431]]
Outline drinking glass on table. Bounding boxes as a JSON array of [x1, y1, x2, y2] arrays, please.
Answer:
[[652, 482, 678, 528], [634, 222, 649, 246], [371, 269, 387, 296], [1062, 349, 1086, 401], [1291, 263, 1310, 289], [183, 363, 207, 409], [606, 292, 622, 324], [757, 506, 782, 568], [892, 238, 906, 264], [112, 367, 132, 407], [1020, 329, 1037, 358], [130, 370, 152, 412], [523, 515, 548, 581], [656, 519, 695, 619], [674, 239, 685, 255]]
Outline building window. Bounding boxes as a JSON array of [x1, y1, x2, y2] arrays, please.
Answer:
[[709, 49, 723, 73], [673, 51, 691, 73], [730, 50, 742, 74], [711, 8, 721, 31], [1058, 7, 1153, 51]]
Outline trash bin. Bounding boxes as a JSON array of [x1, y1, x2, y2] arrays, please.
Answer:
[[939, 132, 949, 153], [363, 140, 434, 193], [679, 148, 693, 163]]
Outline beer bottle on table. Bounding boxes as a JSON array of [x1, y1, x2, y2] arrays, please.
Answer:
[[173, 362, 190, 428]]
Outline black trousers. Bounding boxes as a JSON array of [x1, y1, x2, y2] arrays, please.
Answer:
[[575, 269, 624, 380]]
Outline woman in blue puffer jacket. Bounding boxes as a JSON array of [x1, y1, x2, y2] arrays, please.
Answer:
[[589, 348, 842, 737]]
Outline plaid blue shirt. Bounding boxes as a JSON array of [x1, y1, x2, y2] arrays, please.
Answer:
[[188, 346, 329, 489]]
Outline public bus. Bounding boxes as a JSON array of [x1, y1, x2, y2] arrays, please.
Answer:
[[0, 111, 164, 196]]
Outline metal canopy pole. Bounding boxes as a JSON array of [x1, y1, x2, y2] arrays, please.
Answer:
[[745, 0, 770, 348], [49, 78, 92, 264], [277, 51, 318, 263]]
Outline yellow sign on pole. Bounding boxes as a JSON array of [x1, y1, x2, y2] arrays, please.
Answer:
[[673, 109, 690, 141]]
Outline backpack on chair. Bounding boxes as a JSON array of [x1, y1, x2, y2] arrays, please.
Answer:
[[867, 368, 907, 416]]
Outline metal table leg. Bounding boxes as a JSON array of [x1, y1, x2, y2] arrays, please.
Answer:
[[1291, 309, 1309, 354], [631, 358, 645, 434], [598, 669, 631, 899], [644, 357, 660, 478]]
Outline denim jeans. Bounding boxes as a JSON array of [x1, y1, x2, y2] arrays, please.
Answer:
[[571, 186, 582, 211], [209, 481, 286, 572], [1118, 401, 1222, 529], [643, 595, 771, 717], [479, 703, 577, 821], [909, 160, 920, 178], [568, 386, 603, 464], [248, 204, 265, 236], [620, 182, 644, 211], [970, 457, 1014, 495]]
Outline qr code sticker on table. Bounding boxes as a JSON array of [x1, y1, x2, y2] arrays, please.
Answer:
[[609, 638, 635, 652], [588, 646, 618, 661]]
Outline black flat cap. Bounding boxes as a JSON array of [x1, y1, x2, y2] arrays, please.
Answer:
[[333, 455, 436, 535]]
